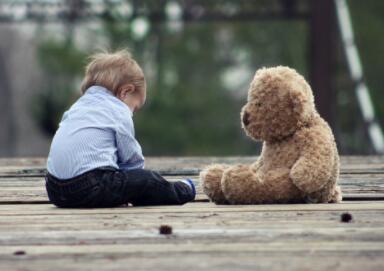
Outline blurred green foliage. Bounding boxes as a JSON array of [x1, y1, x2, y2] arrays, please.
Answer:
[[37, 39, 86, 76], [33, 0, 383, 155]]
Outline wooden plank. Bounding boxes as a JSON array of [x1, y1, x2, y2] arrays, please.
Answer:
[[1, 189, 384, 204], [0, 255, 383, 271], [0, 156, 383, 176], [0, 202, 383, 215], [0, 207, 383, 232], [1, 217, 383, 232], [1, 229, 383, 248], [1, 241, 383, 256], [0, 173, 383, 204], [0, 156, 382, 167], [1, 174, 382, 184]]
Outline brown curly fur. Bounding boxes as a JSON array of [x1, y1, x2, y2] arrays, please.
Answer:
[[200, 66, 341, 204]]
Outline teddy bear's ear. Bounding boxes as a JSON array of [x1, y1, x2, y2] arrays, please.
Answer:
[[289, 86, 314, 123]]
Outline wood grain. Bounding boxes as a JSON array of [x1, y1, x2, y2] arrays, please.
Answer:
[[1, 156, 384, 176], [0, 173, 383, 203]]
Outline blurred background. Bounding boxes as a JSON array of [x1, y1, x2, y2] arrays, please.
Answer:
[[0, 0, 383, 157]]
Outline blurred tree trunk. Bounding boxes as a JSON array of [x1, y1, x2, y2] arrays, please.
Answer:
[[0, 49, 15, 156], [310, 0, 336, 129]]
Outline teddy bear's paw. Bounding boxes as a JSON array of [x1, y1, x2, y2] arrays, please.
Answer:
[[329, 185, 342, 203], [200, 164, 228, 204], [290, 161, 327, 194]]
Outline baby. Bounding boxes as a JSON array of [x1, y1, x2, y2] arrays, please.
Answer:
[[45, 50, 195, 208]]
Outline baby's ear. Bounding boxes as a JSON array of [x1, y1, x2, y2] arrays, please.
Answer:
[[117, 84, 135, 100]]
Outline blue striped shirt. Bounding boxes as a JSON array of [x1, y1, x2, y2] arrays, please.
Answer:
[[47, 85, 145, 180]]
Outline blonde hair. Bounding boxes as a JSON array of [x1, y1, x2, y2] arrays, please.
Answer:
[[80, 49, 145, 95]]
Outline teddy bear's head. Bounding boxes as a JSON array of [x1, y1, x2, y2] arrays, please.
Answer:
[[241, 66, 316, 142]]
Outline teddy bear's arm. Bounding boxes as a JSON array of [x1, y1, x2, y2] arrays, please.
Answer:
[[251, 143, 265, 172], [290, 128, 335, 194]]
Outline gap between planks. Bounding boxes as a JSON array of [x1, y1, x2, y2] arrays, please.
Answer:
[[0, 241, 383, 256], [0, 201, 383, 216]]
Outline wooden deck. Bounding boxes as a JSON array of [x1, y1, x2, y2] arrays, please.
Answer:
[[0, 156, 383, 271]]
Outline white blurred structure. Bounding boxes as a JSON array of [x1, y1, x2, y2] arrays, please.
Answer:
[[335, 0, 384, 154], [165, 1, 183, 32]]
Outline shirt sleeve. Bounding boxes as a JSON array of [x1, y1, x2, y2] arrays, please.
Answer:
[[115, 113, 145, 170]]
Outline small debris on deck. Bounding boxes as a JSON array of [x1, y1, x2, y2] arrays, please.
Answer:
[[340, 212, 353, 223], [13, 250, 26, 256], [159, 225, 173, 235]]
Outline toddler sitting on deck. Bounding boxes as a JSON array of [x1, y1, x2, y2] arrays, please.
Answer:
[[45, 50, 195, 208]]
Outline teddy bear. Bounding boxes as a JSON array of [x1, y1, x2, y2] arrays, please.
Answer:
[[200, 66, 341, 204]]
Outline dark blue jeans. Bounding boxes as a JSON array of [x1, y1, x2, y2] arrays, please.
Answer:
[[45, 167, 195, 208]]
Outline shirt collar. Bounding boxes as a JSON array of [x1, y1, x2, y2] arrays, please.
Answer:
[[85, 85, 133, 116], [86, 85, 114, 96]]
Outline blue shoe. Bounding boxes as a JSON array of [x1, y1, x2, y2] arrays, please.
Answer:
[[180, 178, 196, 197]]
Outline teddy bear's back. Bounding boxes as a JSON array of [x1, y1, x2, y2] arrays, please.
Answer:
[[298, 117, 340, 202]]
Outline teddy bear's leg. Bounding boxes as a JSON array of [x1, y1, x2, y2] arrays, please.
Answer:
[[200, 164, 229, 204], [221, 164, 265, 204], [329, 185, 342, 203], [222, 166, 301, 204]]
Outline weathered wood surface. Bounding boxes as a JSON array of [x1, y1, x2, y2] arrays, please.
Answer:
[[1, 156, 384, 203], [0, 156, 384, 271], [1, 156, 384, 176], [0, 174, 384, 203]]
